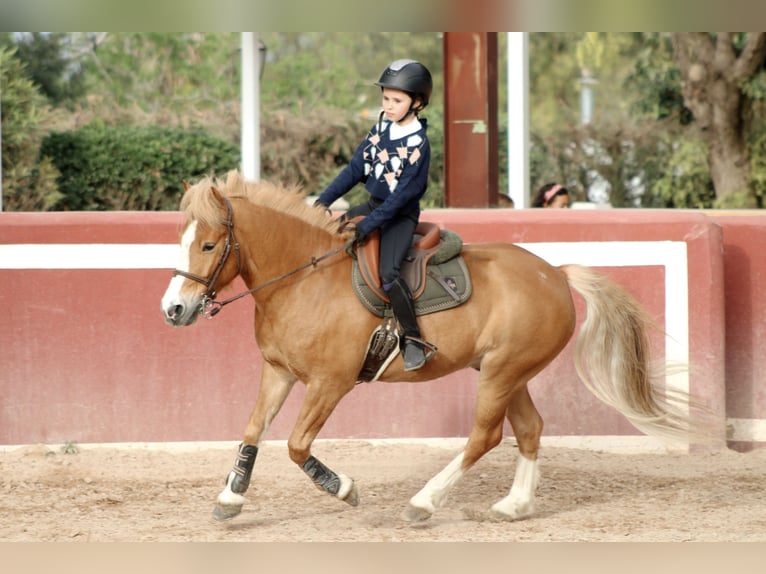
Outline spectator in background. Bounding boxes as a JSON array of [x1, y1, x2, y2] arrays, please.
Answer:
[[498, 194, 515, 208], [532, 183, 570, 208]]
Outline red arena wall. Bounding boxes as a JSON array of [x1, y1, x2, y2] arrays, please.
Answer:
[[708, 213, 766, 451], [1, 208, 762, 450]]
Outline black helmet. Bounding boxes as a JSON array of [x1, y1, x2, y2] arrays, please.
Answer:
[[374, 59, 433, 109]]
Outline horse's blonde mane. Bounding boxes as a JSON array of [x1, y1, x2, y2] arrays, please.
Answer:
[[180, 170, 344, 236]]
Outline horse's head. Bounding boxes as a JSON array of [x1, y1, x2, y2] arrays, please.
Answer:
[[161, 180, 242, 327]]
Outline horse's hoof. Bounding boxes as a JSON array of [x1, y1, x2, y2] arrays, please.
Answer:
[[401, 504, 433, 522], [212, 503, 243, 521], [339, 480, 359, 507], [490, 499, 534, 521]]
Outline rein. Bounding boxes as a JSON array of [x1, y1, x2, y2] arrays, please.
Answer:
[[201, 241, 349, 318], [172, 194, 351, 319]]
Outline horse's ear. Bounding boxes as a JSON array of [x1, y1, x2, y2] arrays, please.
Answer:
[[210, 186, 226, 207], [182, 180, 190, 192]]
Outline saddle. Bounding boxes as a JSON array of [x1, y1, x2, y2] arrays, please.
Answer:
[[350, 221, 473, 382], [352, 221, 472, 316]]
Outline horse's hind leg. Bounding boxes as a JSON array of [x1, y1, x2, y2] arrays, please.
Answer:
[[490, 385, 543, 520], [213, 364, 296, 521], [403, 375, 508, 521]]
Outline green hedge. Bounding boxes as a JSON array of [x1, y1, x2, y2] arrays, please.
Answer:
[[40, 124, 240, 210]]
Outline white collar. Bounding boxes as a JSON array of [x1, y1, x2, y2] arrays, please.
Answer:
[[388, 117, 422, 140]]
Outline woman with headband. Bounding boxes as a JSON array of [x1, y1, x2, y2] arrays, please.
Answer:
[[532, 182, 570, 208]]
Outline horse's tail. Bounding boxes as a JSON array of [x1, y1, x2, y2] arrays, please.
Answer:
[[561, 264, 697, 446]]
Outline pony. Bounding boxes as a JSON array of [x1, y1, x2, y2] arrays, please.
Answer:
[[160, 170, 695, 522]]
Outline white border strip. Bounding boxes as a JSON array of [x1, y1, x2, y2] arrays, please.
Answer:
[[728, 418, 766, 442], [0, 244, 180, 269]]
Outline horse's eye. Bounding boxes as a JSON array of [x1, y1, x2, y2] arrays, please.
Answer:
[[202, 242, 216, 253]]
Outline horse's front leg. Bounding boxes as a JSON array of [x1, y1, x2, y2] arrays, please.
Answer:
[[213, 364, 296, 521], [288, 379, 359, 507]]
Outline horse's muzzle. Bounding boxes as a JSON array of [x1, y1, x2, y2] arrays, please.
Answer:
[[162, 301, 199, 327]]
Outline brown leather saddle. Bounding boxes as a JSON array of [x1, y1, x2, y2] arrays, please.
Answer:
[[349, 220, 472, 318], [348, 220, 471, 381], [357, 221, 442, 301]]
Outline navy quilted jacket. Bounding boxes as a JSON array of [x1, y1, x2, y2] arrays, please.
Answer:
[[318, 117, 430, 235]]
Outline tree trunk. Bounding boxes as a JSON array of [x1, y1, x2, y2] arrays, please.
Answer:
[[672, 33, 766, 206]]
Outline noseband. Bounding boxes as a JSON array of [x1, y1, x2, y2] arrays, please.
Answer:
[[172, 195, 241, 308]]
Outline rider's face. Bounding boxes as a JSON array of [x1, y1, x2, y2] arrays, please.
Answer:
[[546, 194, 570, 208], [381, 88, 415, 124]]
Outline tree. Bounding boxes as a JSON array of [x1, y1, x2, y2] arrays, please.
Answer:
[[527, 33, 661, 206], [0, 47, 61, 210], [672, 33, 766, 207], [10, 33, 87, 107]]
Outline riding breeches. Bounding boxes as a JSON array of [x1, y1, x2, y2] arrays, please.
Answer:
[[345, 199, 418, 287]]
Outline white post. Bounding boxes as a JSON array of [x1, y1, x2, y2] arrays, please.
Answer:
[[580, 70, 597, 125], [506, 32, 529, 208], [241, 32, 261, 182]]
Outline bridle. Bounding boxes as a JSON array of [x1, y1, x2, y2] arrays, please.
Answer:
[[172, 195, 241, 315], [172, 194, 351, 319]]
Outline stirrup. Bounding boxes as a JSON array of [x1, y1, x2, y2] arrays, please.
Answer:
[[402, 336, 437, 371]]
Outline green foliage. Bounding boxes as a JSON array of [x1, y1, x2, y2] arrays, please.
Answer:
[[421, 112, 445, 208], [3, 156, 63, 211], [1, 47, 46, 159], [731, 33, 766, 103], [651, 138, 716, 208], [624, 33, 690, 123], [527, 33, 647, 202], [10, 33, 87, 107], [260, 33, 442, 115], [712, 191, 756, 209], [1, 46, 63, 210], [77, 33, 242, 115], [528, 33, 583, 137], [260, 106, 365, 193], [45, 32, 447, 209], [529, 32, 764, 208], [4, 32, 765, 211], [747, 129, 766, 208], [40, 124, 240, 210]]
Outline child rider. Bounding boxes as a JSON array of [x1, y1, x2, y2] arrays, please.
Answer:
[[315, 59, 435, 371]]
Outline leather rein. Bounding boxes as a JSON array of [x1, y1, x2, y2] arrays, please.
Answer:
[[172, 195, 350, 319]]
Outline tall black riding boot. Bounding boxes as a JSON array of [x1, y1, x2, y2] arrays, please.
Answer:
[[387, 278, 429, 371]]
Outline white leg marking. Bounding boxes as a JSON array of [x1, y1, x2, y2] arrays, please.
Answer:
[[491, 454, 539, 520], [161, 220, 197, 310], [406, 452, 465, 520], [336, 474, 354, 500], [336, 473, 359, 506], [216, 470, 248, 509]]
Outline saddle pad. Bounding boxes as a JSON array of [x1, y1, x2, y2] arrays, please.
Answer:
[[352, 254, 473, 318]]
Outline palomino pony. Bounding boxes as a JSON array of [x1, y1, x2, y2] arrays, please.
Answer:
[[161, 170, 693, 522]]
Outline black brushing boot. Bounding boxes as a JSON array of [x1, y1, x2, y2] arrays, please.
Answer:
[[387, 277, 430, 371]]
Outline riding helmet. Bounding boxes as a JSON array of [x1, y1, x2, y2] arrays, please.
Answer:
[[374, 59, 433, 109]]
